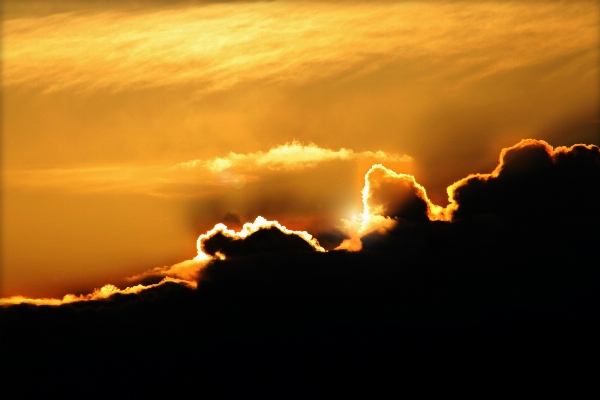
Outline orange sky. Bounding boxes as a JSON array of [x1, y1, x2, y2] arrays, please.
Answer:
[[2, 0, 599, 298]]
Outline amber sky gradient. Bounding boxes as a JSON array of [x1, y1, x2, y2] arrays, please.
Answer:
[[2, 0, 599, 298]]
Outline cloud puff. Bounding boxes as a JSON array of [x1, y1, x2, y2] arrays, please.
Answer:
[[448, 139, 600, 224], [202, 227, 319, 258], [194, 216, 325, 261], [338, 139, 600, 251]]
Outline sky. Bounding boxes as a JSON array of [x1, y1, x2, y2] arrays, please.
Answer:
[[2, 1, 600, 394], [2, 0, 599, 299]]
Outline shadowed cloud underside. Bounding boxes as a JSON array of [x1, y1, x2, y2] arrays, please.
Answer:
[[2, 139, 598, 306]]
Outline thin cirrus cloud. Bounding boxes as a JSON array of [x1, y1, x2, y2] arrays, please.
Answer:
[[4, 2, 598, 94], [3, 142, 411, 196]]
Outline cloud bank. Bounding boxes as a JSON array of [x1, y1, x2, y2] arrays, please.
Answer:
[[338, 139, 600, 249], [2, 138, 600, 395], [3, 138, 598, 306]]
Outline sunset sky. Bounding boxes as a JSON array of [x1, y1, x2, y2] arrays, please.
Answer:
[[3, 0, 599, 299]]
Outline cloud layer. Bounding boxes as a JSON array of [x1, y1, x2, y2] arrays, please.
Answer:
[[5, 2, 597, 93], [4, 142, 410, 196], [3, 138, 600, 395], [3, 138, 598, 306]]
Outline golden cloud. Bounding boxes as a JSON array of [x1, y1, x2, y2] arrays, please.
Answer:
[[177, 141, 411, 172], [4, 142, 411, 196], [4, 2, 597, 94]]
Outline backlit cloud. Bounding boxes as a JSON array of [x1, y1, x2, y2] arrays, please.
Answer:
[[338, 139, 600, 250], [0, 276, 196, 307], [122, 215, 325, 287], [4, 142, 410, 196], [0, 216, 323, 306], [2, 139, 599, 306], [177, 141, 411, 172]]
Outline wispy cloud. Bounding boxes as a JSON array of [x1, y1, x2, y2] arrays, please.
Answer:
[[3, 142, 411, 196], [177, 141, 411, 172], [4, 2, 597, 94]]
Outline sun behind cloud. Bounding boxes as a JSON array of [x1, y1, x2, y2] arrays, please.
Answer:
[[3, 139, 598, 306]]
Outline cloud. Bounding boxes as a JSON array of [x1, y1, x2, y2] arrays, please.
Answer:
[[3, 138, 600, 396], [448, 139, 600, 224], [4, 142, 410, 196], [0, 215, 324, 306], [4, 2, 597, 94], [125, 259, 206, 285], [0, 219, 318, 305], [177, 141, 411, 172], [3, 138, 599, 305], [338, 139, 600, 250], [194, 216, 326, 261], [222, 212, 242, 227], [0, 276, 196, 306]]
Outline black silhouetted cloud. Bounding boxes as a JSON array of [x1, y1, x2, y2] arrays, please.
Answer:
[[202, 226, 319, 258], [450, 140, 600, 223], [2, 139, 600, 396]]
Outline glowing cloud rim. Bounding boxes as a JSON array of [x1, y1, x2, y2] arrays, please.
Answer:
[[0, 217, 324, 306], [194, 216, 326, 261], [336, 139, 600, 250], [2, 139, 597, 306], [176, 141, 412, 172], [4, 142, 411, 196]]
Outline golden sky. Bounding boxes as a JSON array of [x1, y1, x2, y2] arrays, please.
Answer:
[[3, 0, 599, 298]]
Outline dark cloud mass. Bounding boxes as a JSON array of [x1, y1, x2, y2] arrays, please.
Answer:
[[312, 228, 350, 250], [202, 226, 318, 257], [2, 139, 600, 396], [452, 140, 600, 224]]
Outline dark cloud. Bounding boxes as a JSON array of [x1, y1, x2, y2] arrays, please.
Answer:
[[312, 229, 349, 250], [451, 140, 600, 230], [3, 139, 600, 395], [368, 169, 430, 222], [222, 211, 242, 228], [202, 226, 318, 257]]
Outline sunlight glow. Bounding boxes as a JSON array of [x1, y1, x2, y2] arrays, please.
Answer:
[[2, 140, 595, 306]]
